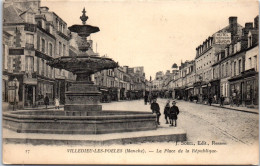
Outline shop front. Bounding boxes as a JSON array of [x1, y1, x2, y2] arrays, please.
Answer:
[[37, 79, 55, 106], [229, 69, 258, 106], [210, 79, 220, 102], [243, 69, 258, 105], [24, 77, 37, 107]]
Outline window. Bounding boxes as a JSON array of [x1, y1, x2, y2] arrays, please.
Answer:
[[248, 35, 252, 48], [41, 39, 45, 53], [59, 42, 62, 56], [230, 62, 233, 76], [254, 55, 257, 70], [63, 44, 66, 56], [26, 34, 34, 44], [249, 57, 252, 69], [45, 62, 48, 77], [234, 61, 237, 75], [237, 42, 241, 52], [226, 62, 228, 77], [238, 59, 241, 73], [234, 44, 237, 53], [25, 56, 34, 73], [49, 43, 53, 56], [41, 59, 44, 75]]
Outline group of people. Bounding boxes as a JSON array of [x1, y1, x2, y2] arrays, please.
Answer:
[[150, 99, 179, 127], [43, 94, 60, 109]]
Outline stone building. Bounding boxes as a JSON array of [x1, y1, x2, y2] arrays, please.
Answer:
[[3, 0, 75, 108], [2, 31, 13, 103], [228, 16, 259, 105], [195, 17, 243, 102]]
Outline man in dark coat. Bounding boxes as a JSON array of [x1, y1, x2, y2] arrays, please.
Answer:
[[150, 98, 161, 125], [144, 94, 148, 105], [169, 100, 179, 127], [44, 94, 49, 109], [208, 95, 212, 106], [220, 95, 225, 106]]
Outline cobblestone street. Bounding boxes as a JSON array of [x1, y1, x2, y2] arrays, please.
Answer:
[[102, 99, 259, 145]]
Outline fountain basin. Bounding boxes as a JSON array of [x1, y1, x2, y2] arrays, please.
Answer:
[[3, 110, 157, 134]]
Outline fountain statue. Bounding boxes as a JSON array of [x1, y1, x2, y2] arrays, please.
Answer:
[[47, 8, 119, 115]]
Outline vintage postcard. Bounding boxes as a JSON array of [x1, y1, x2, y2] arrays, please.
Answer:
[[2, 0, 259, 165]]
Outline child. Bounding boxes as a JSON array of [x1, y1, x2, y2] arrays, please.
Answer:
[[169, 100, 179, 127], [54, 97, 60, 109], [164, 100, 170, 124]]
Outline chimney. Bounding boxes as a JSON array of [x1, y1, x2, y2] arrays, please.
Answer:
[[229, 17, 238, 38], [245, 22, 253, 29], [254, 15, 259, 29]]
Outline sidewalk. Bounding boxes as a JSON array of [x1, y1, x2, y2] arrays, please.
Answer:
[[210, 103, 258, 114], [188, 100, 258, 114]]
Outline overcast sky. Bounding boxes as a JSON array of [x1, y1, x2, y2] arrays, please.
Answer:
[[41, 0, 258, 79]]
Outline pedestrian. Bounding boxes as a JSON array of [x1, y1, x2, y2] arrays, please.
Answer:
[[44, 94, 49, 109], [54, 97, 60, 109], [208, 95, 212, 106], [214, 95, 217, 103], [169, 100, 179, 127], [229, 95, 234, 107], [144, 94, 148, 105], [220, 95, 225, 107], [236, 93, 240, 107], [164, 100, 171, 124], [150, 98, 161, 125]]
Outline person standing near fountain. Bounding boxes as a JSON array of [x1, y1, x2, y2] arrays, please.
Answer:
[[54, 97, 60, 110], [44, 94, 49, 109], [150, 98, 161, 125], [169, 100, 179, 127]]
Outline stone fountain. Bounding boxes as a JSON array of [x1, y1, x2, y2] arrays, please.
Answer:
[[3, 8, 157, 134]]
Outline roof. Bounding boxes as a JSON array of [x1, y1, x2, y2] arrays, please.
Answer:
[[3, 5, 25, 23]]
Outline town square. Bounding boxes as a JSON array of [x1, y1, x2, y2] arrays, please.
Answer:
[[2, 0, 259, 164]]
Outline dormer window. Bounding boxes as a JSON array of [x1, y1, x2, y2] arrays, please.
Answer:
[[234, 44, 237, 53], [37, 21, 42, 28], [229, 45, 233, 55], [42, 20, 46, 29], [237, 42, 241, 52], [248, 35, 253, 47], [26, 13, 34, 24]]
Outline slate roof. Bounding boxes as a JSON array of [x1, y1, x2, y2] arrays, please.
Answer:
[[3, 5, 25, 23]]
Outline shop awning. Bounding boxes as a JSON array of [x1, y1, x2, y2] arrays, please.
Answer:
[[201, 85, 207, 88], [100, 89, 108, 91], [185, 87, 194, 90]]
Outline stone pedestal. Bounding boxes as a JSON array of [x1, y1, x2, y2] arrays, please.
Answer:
[[64, 81, 102, 116]]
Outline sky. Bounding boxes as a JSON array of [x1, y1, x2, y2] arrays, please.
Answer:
[[41, 0, 258, 79]]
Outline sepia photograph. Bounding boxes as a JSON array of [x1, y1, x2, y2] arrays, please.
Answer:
[[2, 0, 259, 164]]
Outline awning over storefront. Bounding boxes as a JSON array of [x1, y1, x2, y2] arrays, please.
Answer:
[[185, 86, 194, 90], [229, 69, 258, 82]]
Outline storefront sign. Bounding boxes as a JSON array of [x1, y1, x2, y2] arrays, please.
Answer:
[[9, 49, 24, 55], [214, 32, 231, 44], [24, 78, 37, 85]]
